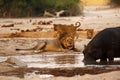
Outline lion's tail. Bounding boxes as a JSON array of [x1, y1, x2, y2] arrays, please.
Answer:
[[75, 22, 81, 27]]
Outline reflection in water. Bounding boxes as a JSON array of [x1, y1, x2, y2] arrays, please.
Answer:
[[55, 55, 76, 64], [0, 53, 119, 68], [16, 53, 85, 68]]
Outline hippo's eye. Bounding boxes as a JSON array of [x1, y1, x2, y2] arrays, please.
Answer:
[[93, 49, 98, 53]]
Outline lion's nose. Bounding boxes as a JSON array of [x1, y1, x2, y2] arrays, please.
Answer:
[[69, 42, 72, 45]]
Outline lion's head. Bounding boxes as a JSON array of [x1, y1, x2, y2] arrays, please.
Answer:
[[59, 32, 75, 49], [54, 22, 81, 50]]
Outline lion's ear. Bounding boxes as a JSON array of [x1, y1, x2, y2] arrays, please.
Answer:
[[59, 32, 67, 39]]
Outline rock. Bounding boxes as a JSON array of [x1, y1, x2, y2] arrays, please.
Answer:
[[5, 57, 27, 67]]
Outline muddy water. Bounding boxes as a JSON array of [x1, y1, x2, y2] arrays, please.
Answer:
[[18, 53, 120, 78], [0, 53, 85, 68], [0, 52, 120, 78], [0, 53, 85, 78], [0, 52, 120, 68]]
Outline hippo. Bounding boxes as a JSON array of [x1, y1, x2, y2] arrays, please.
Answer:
[[83, 27, 120, 64]]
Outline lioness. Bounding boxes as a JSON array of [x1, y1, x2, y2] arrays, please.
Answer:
[[16, 22, 81, 53]]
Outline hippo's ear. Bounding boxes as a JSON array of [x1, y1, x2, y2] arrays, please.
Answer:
[[84, 45, 87, 49], [83, 45, 87, 55]]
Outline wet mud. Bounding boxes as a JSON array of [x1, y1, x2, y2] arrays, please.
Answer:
[[0, 66, 120, 78]]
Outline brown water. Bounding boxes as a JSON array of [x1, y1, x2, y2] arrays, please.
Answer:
[[14, 52, 85, 68], [1, 52, 120, 68]]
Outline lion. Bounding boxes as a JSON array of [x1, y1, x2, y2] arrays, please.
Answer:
[[53, 22, 81, 49], [16, 38, 66, 53], [16, 22, 81, 53], [85, 29, 94, 39]]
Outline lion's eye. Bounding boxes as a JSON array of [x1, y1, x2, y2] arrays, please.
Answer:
[[66, 39, 70, 42], [67, 39, 71, 42]]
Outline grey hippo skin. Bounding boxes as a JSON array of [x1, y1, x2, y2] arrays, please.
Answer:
[[83, 27, 120, 64]]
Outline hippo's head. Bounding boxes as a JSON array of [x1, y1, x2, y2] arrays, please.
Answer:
[[83, 45, 102, 64]]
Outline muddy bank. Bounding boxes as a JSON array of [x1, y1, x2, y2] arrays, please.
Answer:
[[0, 66, 120, 78], [0, 71, 120, 80]]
